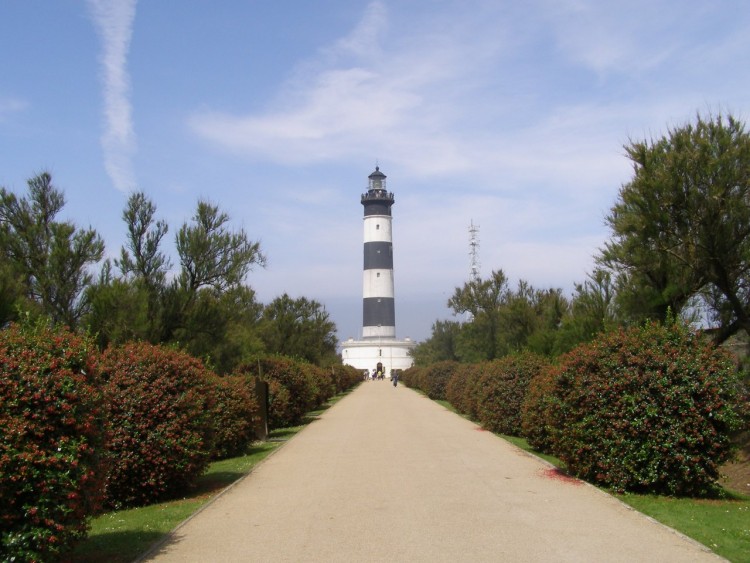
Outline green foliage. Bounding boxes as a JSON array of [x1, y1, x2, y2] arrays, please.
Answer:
[[527, 322, 744, 496], [259, 294, 338, 366], [85, 268, 152, 349], [0, 323, 106, 561], [0, 172, 104, 327], [448, 270, 508, 360], [600, 113, 750, 343], [116, 191, 170, 291], [444, 270, 571, 361], [410, 320, 460, 366], [520, 364, 561, 453], [176, 200, 265, 294], [210, 375, 260, 460], [99, 342, 216, 508], [476, 352, 549, 436]]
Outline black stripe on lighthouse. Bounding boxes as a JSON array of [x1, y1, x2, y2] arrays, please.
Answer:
[[363, 297, 395, 327], [363, 241, 393, 270]]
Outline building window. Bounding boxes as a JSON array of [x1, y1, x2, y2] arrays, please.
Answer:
[[379, 349, 382, 356], [376, 272, 380, 277], [376, 224, 380, 230]]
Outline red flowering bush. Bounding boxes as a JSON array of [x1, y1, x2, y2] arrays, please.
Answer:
[[99, 342, 216, 508], [423, 361, 459, 400], [400, 366, 425, 390], [238, 357, 318, 428], [311, 364, 336, 406], [445, 363, 484, 419], [331, 364, 362, 393], [521, 364, 562, 453], [0, 323, 106, 561], [537, 322, 744, 496], [476, 352, 549, 436], [210, 375, 260, 459]]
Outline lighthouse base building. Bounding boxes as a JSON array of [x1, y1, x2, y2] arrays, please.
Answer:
[[340, 337, 415, 376], [340, 166, 415, 376]]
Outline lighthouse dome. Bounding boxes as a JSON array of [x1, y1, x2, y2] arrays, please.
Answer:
[[368, 166, 387, 191]]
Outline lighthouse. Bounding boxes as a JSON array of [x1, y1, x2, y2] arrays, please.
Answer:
[[340, 166, 415, 375], [362, 166, 396, 339]]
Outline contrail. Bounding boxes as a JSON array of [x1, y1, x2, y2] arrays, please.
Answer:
[[88, 0, 138, 192]]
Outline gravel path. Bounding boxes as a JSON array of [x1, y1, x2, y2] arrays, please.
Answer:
[[140, 381, 723, 562]]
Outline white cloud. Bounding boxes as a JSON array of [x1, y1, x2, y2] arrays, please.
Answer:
[[0, 98, 29, 122], [88, 0, 138, 192]]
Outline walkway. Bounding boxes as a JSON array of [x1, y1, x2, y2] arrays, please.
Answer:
[[141, 381, 722, 562]]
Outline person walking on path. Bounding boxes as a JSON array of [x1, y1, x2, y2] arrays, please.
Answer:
[[141, 382, 722, 562]]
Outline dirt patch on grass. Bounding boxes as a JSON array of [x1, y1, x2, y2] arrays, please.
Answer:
[[720, 431, 750, 497]]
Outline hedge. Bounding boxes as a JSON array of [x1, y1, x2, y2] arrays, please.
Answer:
[[524, 322, 744, 496], [476, 352, 549, 436], [0, 323, 106, 561], [99, 342, 216, 508]]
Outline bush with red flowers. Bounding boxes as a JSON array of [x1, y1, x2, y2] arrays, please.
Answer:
[[445, 363, 484, 420], [526, 322, 744, 496], [0, 323, 106, 561], [476, 352, 549, 436], [210, 375, 260, 459], [238, 357, 319, 428], [99, 342, 216, 508]]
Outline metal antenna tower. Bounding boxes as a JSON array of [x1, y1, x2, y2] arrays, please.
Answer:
[[469, 220, 480, 282]]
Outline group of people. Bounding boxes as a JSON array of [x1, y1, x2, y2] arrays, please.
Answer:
[[362, 363, 400, 387]]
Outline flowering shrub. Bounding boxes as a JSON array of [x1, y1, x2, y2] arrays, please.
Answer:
[[210, 375, 260, 459], [535, 322, 744, 496], [0, 323, 106, 561], [331, 364, 362, 393], [399, 366, 424, 390], [520, 364, 562, 453], [445, 363, 484, 419], [477, 352, 549, 436], [423, 361, 459, 400], [99, 342, 216, 508], [311, 364, 336, 406], [238, 357, 318, 428]]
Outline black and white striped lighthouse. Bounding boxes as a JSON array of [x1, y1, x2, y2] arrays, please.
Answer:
[[340, 166, 414, 374], [361, 166, 396, 339]]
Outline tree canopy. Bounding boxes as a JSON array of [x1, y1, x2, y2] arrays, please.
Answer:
[[600, 112, 750, 343]]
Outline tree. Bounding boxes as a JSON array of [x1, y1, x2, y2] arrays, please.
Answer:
[[553, 268, 618, 354], [116, 191, 170, 290], [410, 320, 461, 366], [176, 200, 265, 295], [448, 270, 509, 360], [259, 293, 338, 366], [599, 113, 750, 343], [162, 200, 266, 351], [0, 172, 104, 327]]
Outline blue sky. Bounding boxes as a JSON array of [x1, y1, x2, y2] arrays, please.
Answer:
[[1, 1, 749, 343]]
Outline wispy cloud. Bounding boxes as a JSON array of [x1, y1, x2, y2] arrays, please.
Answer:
[[0, 98, 29, 122], [87, 0, 137, 192]]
